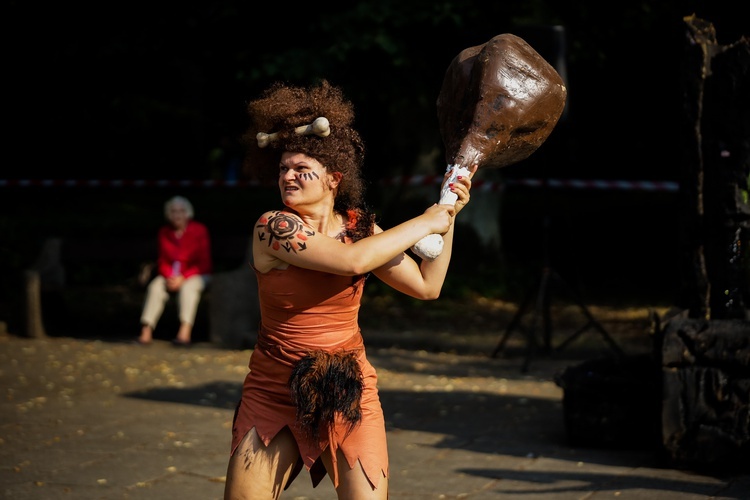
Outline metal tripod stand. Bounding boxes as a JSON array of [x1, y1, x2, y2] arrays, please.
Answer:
[[490, 201, 623, 372]]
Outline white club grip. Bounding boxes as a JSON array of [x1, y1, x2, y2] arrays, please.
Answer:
[[411, 166, 470, 261]]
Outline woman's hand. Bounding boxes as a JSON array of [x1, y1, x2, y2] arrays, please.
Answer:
[[166, 275, 184, 292], [442, 164, 477, 217], [421, 203, 455, 235]]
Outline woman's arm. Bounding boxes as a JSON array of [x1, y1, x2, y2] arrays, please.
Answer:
[[371, 166, 475, 299], [253, 203, 455, 275], [370, 222, 455, 300], [180, 222, 212, 278], [156, 226, 174, 277]]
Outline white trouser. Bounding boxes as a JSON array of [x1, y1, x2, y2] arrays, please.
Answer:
[[140, 274, 209, 329]]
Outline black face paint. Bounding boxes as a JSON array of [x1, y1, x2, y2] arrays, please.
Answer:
[[298, 171, 320, 182]]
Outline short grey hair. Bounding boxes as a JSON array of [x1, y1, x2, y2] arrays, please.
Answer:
[[164, 196, 194, 219]]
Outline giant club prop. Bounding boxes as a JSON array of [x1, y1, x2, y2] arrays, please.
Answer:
[[412, 33, 568, 260]]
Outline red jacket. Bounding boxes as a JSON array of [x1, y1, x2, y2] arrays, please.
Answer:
[[156, 220, 212, 279]]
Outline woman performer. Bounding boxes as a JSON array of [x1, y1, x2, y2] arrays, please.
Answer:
[[224, 80, 476, 499]]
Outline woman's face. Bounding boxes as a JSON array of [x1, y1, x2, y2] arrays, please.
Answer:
[[278, 152, 338, 210], [166, 202, 190, 229]]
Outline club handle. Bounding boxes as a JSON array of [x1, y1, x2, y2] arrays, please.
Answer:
[[411, 166, 471, 261]]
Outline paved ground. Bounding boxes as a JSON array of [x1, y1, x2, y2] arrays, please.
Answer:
[[1, 328, 748, 499]]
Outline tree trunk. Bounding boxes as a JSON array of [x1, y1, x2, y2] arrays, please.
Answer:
[[679, 15, 750, 320]]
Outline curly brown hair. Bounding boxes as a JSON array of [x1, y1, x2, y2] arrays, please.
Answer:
[[242, 80, 374, 240]]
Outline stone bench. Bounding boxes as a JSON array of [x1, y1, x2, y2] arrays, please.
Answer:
[[24, 236, 259, 349]]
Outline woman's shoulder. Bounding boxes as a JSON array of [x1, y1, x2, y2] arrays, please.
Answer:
[[187, 220, 209, 232], [254, 209, 303, 229], [256, 208, 298, 218]]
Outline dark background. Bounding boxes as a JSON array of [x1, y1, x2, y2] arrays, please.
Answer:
[[2, 1, 747, 335], [5, 0, 747, 181]]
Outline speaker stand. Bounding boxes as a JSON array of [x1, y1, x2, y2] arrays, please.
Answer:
[[490, 215, 624, 372]]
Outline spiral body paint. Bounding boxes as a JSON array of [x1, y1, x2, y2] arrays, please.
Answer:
[[257, 211, 314, 253]]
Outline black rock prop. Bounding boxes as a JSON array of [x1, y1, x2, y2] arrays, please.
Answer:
[[555, 355, 662, 450], [660, 316, 750, 470]]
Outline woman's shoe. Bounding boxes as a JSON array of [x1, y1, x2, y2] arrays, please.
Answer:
[[171, 338, 192, 348], [134, 338, 152, 346]]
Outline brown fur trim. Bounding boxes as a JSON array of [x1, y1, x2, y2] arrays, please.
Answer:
[[289, 350, 364, 442]]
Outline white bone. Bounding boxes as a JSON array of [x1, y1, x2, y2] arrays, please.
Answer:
[[257, 117, 330, 148], [411, 165, 472, 261]]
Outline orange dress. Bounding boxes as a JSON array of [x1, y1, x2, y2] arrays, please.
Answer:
[[230, 265, 388, 490]]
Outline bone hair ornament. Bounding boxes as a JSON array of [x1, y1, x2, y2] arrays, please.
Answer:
[[256, 117, 331, 148]]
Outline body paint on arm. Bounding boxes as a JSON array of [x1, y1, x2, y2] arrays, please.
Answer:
[[256, 211, 314, 253]]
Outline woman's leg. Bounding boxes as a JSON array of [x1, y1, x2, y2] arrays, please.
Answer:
[[224, 427, 300, 500], [137, 324, 154, 344], [319, 446, 389, 500], [138, 276, 168, 343], [175, 275, 206, 343], [174, 323, 192, 344]]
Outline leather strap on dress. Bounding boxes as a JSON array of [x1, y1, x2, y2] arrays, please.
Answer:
[[255, 326, 365, 357]]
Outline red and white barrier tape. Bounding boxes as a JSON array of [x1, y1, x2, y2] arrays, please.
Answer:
[[0, 179, 261, 188], [379, 176, 679, 192], [508, 178, 678, 191], [0, 178, 679, 192]]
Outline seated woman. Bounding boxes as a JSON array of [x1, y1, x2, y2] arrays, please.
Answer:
[[136, 195, 212, 346]]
